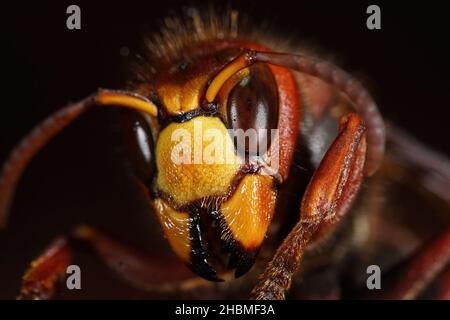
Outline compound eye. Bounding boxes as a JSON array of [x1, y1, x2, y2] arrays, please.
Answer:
[[224, 63, 278, 156], [121, 110, 155, 185]]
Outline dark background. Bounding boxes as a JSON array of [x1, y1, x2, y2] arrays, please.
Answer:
[[0, 0, 449, 298]]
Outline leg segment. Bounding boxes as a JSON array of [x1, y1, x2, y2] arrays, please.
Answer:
[[250, 113, 367, 300], [434, 265, 450, 300], [18, 226, 209, 299], [18, 237, 72, 300], [378, 227, 450, 299], [74, 225, 208, 292], [386, 126, 450, 205]]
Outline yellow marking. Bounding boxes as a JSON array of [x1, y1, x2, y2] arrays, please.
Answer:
[[220, 175, 276, 248], [157, 75, 209, 115], [153, 198, 191, 262], [156, 116, 241, 206]]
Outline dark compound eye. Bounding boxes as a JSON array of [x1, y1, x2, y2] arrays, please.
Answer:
[[121, 110, 155, 186], [224, 63, 278, 157]]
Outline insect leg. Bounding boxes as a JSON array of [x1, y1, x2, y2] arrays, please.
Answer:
[[375, 227, 450, 299], [18, 225, 211, 299], [250, 113, 366, 300], [386, 126, 450, 205], [18, 237, 72, 300], [434, 265, 450, 300], [74, 225, 209, 293]]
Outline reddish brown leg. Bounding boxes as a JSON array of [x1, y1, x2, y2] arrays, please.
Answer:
[[378, 227, 450, 300], [434, 265, 450, 300], [18, 237, 72, 300], [18, 226, 209, 299], [74, 226, 208, 292], [386, 126, 450, 205], [250, 113, 367, 300]]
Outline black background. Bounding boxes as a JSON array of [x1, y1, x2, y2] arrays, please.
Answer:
[[2, 0, 450, 155], [0, 0, 449, 299]]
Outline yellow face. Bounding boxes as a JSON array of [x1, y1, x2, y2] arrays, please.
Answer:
[[152, 115, 277, 280], [155, 116, 241, 207], [144, 46, 282, 281]]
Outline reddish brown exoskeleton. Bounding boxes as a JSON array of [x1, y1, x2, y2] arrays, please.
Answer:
[[0, 9, 449, 300]]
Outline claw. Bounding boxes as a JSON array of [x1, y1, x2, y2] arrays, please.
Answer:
[[188, 210, 222, 282], [221, 224, 258, 278]]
